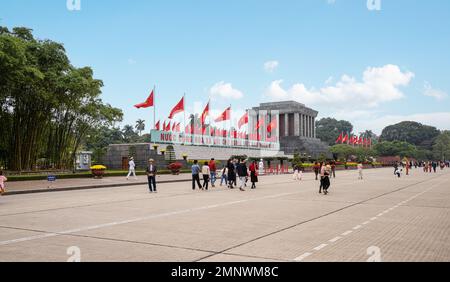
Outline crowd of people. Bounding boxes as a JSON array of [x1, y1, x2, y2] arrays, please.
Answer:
[[130, 156, 449, 195], [191, 158, 259, 192], [2, 155, 447, 196]]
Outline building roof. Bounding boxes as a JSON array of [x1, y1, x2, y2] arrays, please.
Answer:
[[252, 101, 318, 117]]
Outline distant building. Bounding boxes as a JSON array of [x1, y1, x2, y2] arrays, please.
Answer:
[[252, 101, 330, 158]]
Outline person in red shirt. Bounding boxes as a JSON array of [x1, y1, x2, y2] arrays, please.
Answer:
[[208, 158, 217, 188], [249, 160, 258, 189]]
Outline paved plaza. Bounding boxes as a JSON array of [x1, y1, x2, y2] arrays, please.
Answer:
[[0, 167, 449, 262]]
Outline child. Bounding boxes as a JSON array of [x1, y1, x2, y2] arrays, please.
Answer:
[[394, 168, 402, 178], [0, 170, 7, 195], [357, 163, 364, 180]]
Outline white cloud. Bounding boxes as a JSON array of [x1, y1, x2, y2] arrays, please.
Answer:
[[423, 82, 448, 100], [264, 60, 279, 73], [266, 64, 414, 109], [127, 58, 137, 65], [210, 81, 244, 100]]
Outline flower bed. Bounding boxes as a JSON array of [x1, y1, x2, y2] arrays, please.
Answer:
[[167, 162, 183, 175], [90, 165, 107, 179]]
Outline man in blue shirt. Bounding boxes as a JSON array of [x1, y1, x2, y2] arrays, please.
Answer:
[[191, 160, 202, 190]]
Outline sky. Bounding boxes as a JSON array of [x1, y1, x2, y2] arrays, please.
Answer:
[[1, 0, 450, 135]]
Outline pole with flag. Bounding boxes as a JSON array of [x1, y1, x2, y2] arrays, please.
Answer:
[[153, 85, 156, 130]]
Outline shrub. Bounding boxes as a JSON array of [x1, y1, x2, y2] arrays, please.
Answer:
[[167, 162, 183, 175]]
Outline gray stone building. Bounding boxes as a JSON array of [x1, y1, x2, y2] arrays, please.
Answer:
[[251, 101, 330, 158]]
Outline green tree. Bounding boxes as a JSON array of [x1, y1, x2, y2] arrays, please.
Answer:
[[122, 125, 139, 143], [374, 141, 418, 158], [0, 26, 123, 171], [380, 121, 440, 150], [433, 131, 450, 160], [316, 118, 353, 146], [330, 145, 356, 161], [135, 119, 145, 136]]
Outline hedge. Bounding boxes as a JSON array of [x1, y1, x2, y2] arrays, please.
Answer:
[[7, 169, 192, 182]]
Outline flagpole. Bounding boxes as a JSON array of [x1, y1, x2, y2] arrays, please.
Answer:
[[183, 93, 186, 139], [153, 85, 156, 131]]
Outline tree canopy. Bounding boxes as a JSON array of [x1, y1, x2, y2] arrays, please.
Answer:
[[315, 118, 353, 146], [0, 26, 123, 171], [380, 121, 440, 150]]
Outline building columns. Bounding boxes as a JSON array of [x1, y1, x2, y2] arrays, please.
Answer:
[[294, 113, 300, 136], [284, 114, 289, 137]]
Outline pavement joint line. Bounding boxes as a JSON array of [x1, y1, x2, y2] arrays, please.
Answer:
[[3, 170, 446, 261], [294, 252, 312, 262], [0, 178, 299, 218], [0, 189, 311, 247], [329, 236, 342, 243], [197, 174, 446, 262], [362, 221, 370, 225], [291, 175, 445, 262], [313, 244, 328, 251]]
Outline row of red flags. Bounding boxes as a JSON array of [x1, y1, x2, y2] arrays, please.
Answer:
[[134, 90, 278, 133], [336, 133, 372, 147]]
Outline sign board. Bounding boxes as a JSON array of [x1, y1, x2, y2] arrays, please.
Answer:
[[150, 131, 280, 150], [47, 175, 57, 182]]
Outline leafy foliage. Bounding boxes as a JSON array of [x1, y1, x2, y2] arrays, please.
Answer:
[[315, 118, 354, 146], [380, 121, 440, 150], [0, 26, 123, 171]]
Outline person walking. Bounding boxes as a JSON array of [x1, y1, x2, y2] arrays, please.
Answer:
[[0, 170, 7, 195], [322, 163, 332, 195], [249, 160, 258, 189], [220, 165, 228, 187], [146, 159, 157, 193], [293, 164, 303, 181], [126, 157, 137, 180], [208, 158, 217, 188], [313, 162, 320, 181], [319, 162, 325, 194], [191, 160, 202, 190], [394, 167, 402, 178], [357, 162, 363, 180], [227, 159, 236, 189], [331, 161, 336, 178], [202, 161, 211, 190], [237, 159, 248, 191], [432, 161, 437, 173]]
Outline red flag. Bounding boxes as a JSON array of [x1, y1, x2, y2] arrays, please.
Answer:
[[238, 112, 249, 129], [168, 97, 185, 119], [342, 134, 349, 143], [335, 132, 343, 144], [201, 102, 209, 125], [155, 120, 160, 130], [134, 90, 154, 109], [267, 117, 278, 133], [358, 137, 364, 145], [176, 123, 181, 132], [162, 121, 166, 132], [255, 118, 265, 130], [215, 107, 231, 123], [165, 121, 171, 132], [172, 122, 176, 132]]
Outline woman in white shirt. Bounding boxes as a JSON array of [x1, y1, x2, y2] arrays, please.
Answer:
[[202, 161, 211, 190]]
